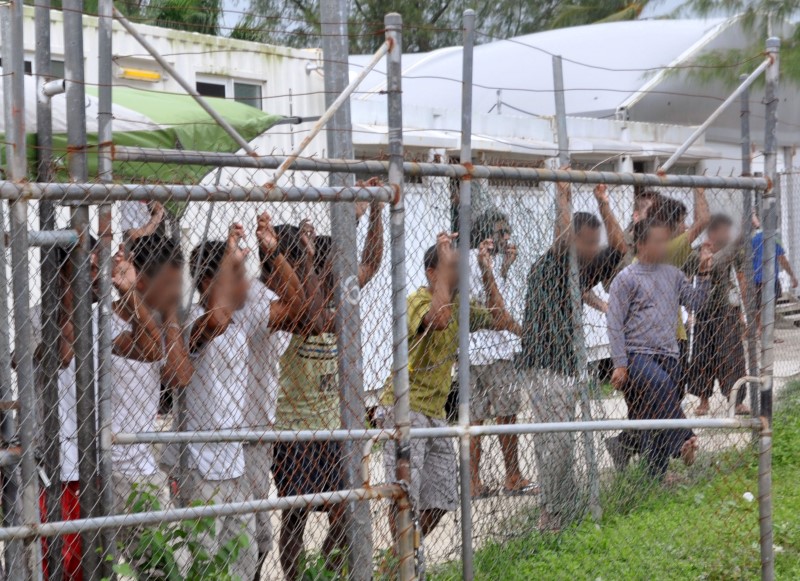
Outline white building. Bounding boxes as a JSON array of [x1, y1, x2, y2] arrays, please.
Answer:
[[7, 8, 799, 395]]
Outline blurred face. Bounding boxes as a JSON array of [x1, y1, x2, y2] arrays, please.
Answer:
[[574, 224, 602, 264], [492, 221, 511, 255], [138, 264, 183, 314], [708, 224, 732, 252], [637, 225, 671, 264], [426, 249, 459, 293]]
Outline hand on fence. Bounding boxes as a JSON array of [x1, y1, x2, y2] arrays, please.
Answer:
[[225, 222, 249, 265], [611, 366, 628, 391], [299, 219, 316, 259], [436, 231, 457, 263], [593, 183, 609, 205], [698, 242, 713, 275], [478, 239, 495, 271], [501, 243, 517, 278], [256, 212, 279, 256]]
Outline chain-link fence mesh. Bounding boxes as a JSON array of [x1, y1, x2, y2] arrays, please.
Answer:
[[0, 156, 778, 580], [0, 5, 789, 580]]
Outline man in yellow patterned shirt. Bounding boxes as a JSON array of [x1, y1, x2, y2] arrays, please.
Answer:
[[382, 232, 520, 541]]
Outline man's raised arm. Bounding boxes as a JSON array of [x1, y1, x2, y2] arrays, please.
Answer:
[[594, 184, 626, 255], [477, 239, 521, 335], [686, 187, 710, 244], [189, 224, 241, 353]]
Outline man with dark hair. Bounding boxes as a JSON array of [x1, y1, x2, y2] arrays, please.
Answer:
[[606, 188, 709, 465], [382, 231, 520, 543], [186, 213, 303, 581], [108, 234, 193, 563], [683, 214, 749, 416], [519, 181, 626, 531], [274, 196, 384, 581], [620, 189, 662, 268], [32, 236, 98, 581], [608, 218, 711, 479], [467, 210, 532, 497]]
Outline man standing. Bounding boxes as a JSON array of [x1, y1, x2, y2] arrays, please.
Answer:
[[519, 182, 627, 531], [186, 214, 290, 581], [468, 210, 532, 497], [382, 233, 520, 543], [752, 214, 799, 327], [274, 195, 384, 581], [608, 219, 711, 479], [684, 214, 749, 416]]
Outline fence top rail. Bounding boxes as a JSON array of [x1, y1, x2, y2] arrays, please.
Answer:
[[0, 182, 395, 203], [112, 146, 769, 191]]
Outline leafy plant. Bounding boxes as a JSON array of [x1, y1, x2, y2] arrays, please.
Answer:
[[108, 484, 250, 581], [299, 549, 346, 581]]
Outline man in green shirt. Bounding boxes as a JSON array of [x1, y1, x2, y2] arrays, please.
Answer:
[[382, 232, 519, 541], [519, 182, 627, 531]]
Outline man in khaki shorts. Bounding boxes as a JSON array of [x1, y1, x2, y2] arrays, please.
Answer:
[[468, 210, 532, 497], [382, 233, 520, 540]]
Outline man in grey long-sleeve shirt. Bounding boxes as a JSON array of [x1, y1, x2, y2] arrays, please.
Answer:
[[606, 219, 712, 479]]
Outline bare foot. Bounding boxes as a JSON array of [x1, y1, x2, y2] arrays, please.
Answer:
[[735, 404, 751, 416], [504, 478, 539, 496], [538, 511, 561, 534], [681, 436, 699, 467], [471, 481, 491, 499], [664, 472, 688, 487], [695, 399, 710, 417]]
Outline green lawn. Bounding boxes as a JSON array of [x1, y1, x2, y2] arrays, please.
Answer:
[[433, 382, 800, 580]]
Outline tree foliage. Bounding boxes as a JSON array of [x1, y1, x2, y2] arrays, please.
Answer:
[[683, 0, 800, 85], [545, 1, 651, 29], [231, 0, 562, 53]]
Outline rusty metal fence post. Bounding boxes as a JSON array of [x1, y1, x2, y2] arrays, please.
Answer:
[[757, 36, 780, 581], [385, 12, 415, 581], [456, 9, 477, 580]]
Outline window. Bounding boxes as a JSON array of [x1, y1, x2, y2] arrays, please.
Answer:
[[234, 82, 262, 109], [50, 60, 65, 78], [0, 59, 33, 75], [196, 81, 226, 99], [195, 77, 264, 109]]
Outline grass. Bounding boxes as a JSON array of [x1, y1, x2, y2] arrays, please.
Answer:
[[432, 382, 800, 580]]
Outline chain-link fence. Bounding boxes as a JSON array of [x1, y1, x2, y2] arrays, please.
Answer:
[[0, 4, 788, 581]]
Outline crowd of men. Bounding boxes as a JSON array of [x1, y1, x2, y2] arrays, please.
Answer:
[[28, 176, 797, 579]]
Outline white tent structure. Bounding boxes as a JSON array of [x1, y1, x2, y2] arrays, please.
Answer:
[[350, 16, 800, 166]]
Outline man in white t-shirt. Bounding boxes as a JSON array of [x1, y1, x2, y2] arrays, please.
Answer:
[[30, 240, 99, 581], [109, 235, 193, 561], [187, 214, 304, 581], [468, 210, 532, 497]]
